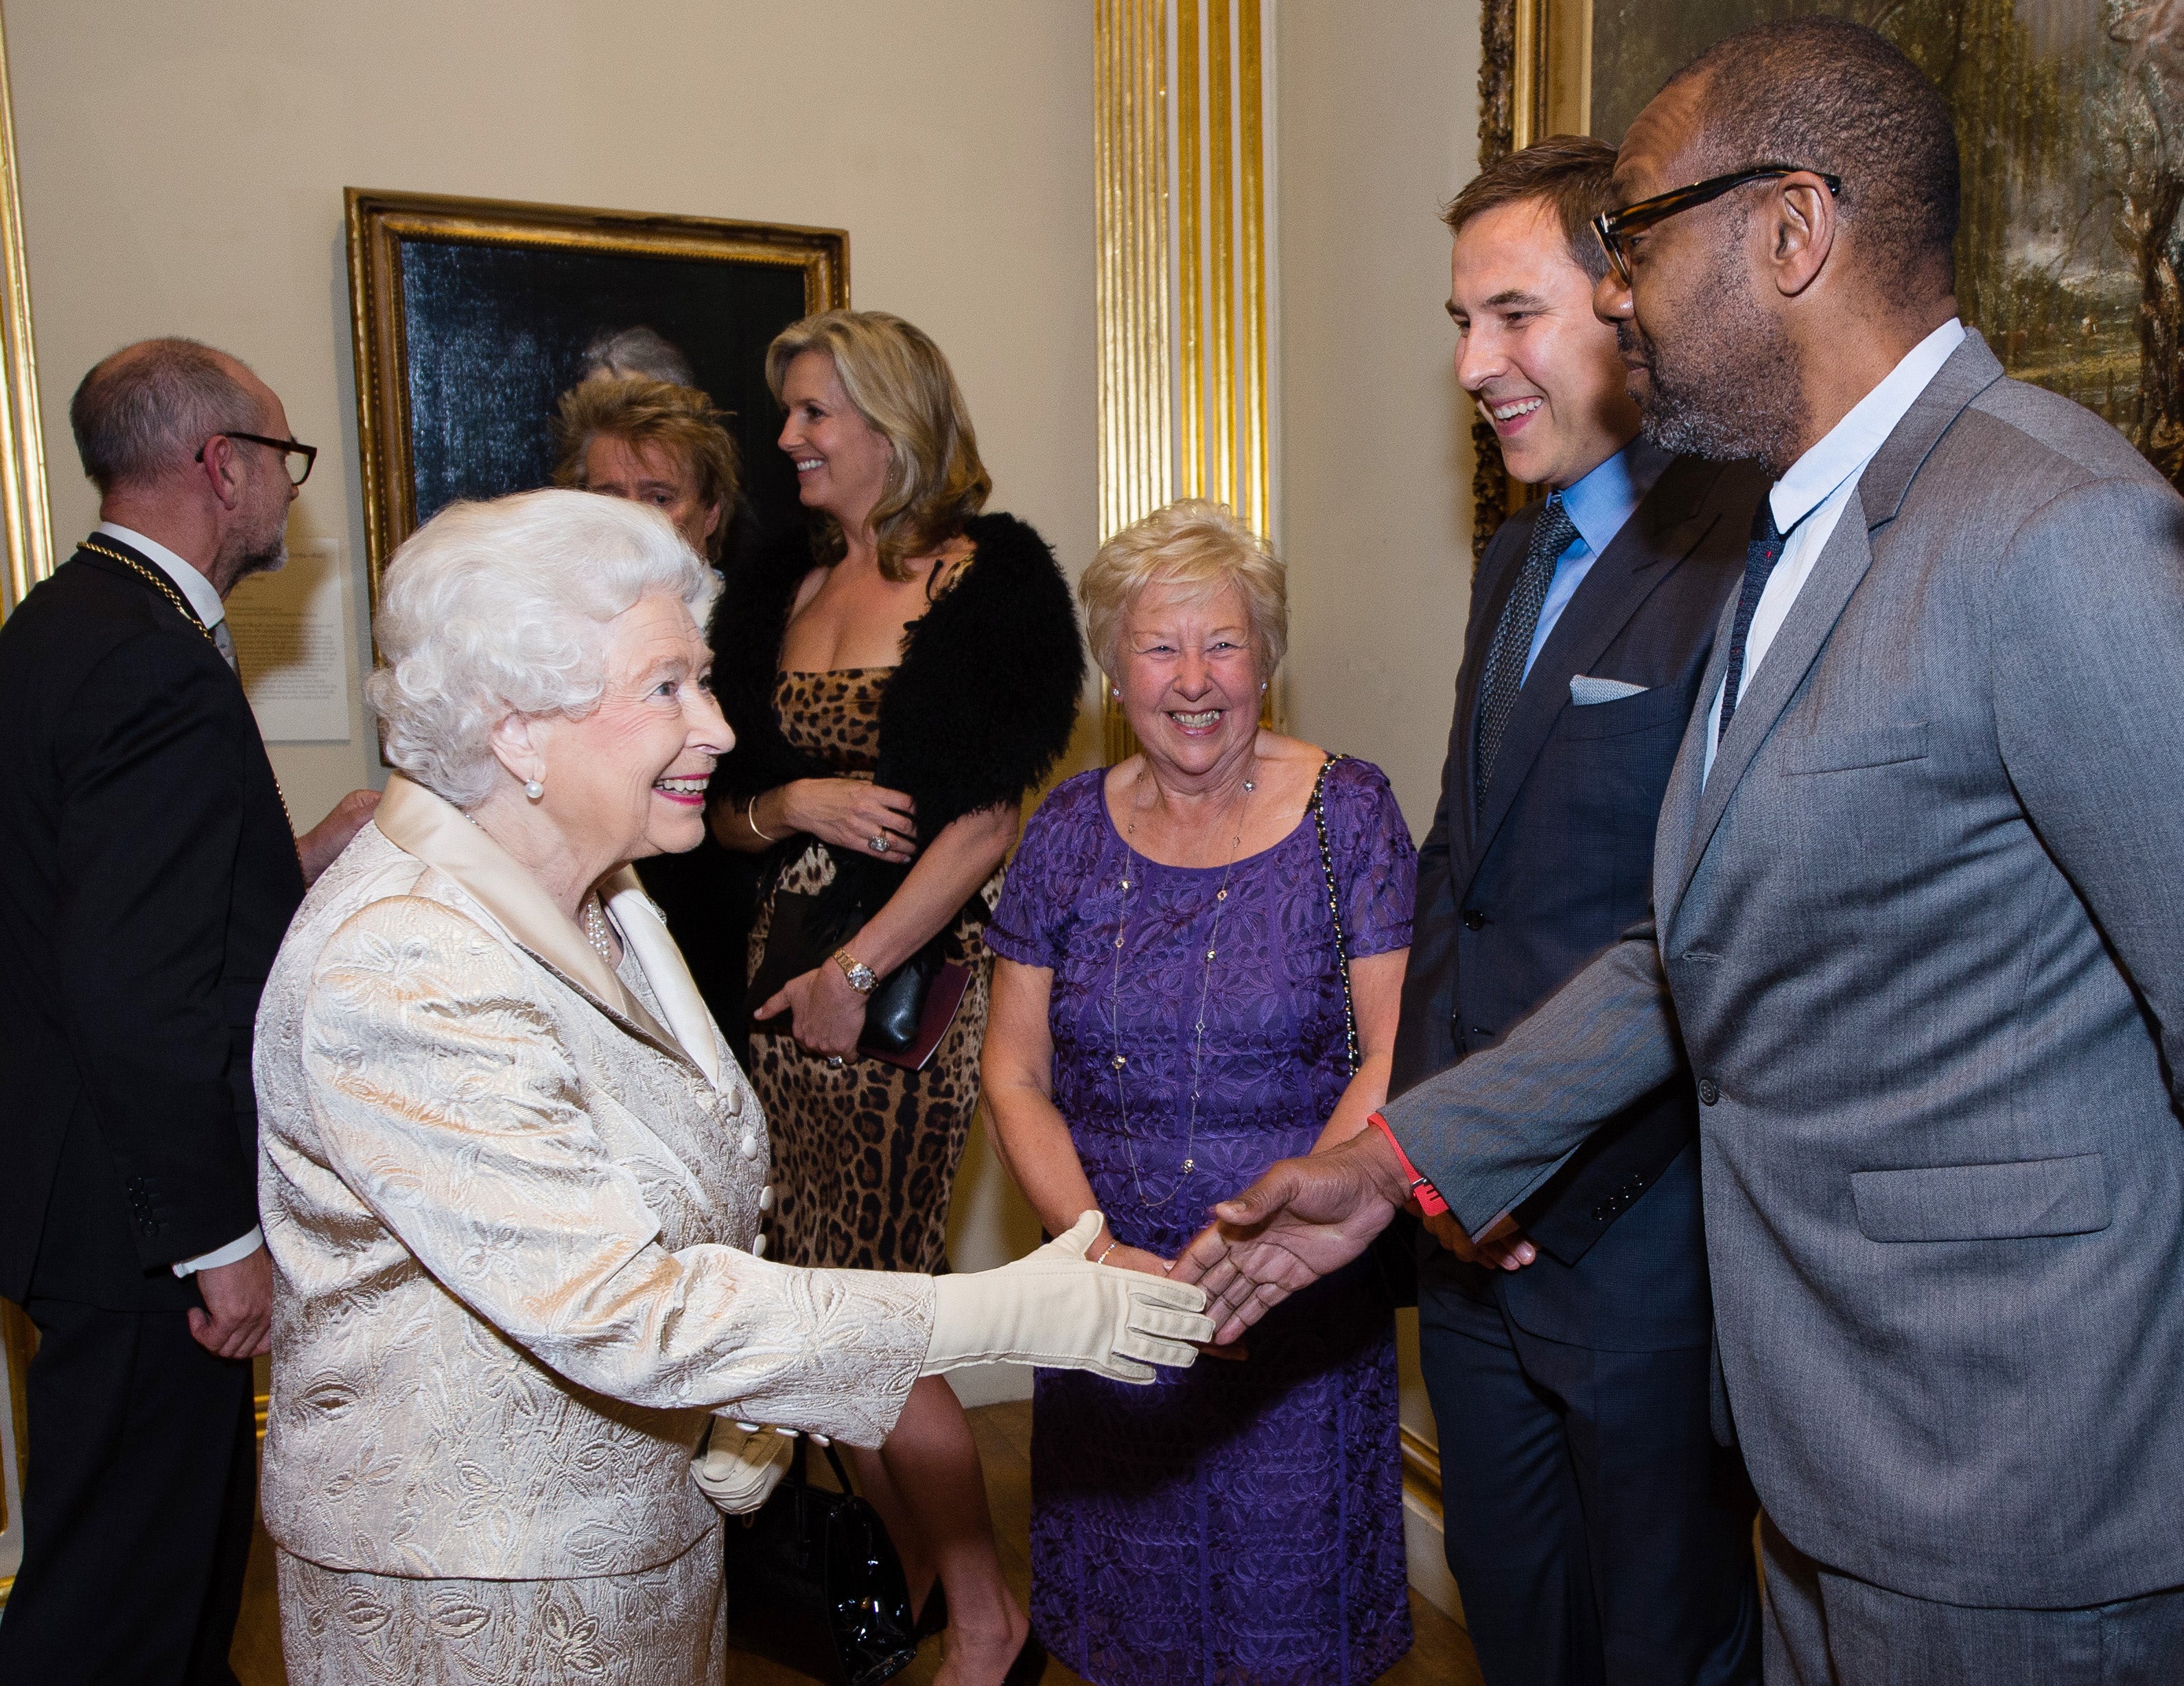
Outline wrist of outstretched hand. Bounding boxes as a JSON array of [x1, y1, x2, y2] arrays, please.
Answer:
[[1365, 1112, 1448, 1216]]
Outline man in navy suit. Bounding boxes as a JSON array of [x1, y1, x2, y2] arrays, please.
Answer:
[[1398, 137, 1764, 1685]]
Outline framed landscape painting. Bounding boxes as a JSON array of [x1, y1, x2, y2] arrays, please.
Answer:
[[1477, 0, 2183, 530], [346, 189, 849, 607]]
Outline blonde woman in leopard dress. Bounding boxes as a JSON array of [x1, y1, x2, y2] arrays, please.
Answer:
[[712, 312, 1083, 1686]]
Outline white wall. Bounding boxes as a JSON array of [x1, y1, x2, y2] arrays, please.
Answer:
[[6, 0, 1098, 825], [1274, 0, 1485, 1501], [3, 0, 1091, 1314], [1276, 0, 1481, 832]]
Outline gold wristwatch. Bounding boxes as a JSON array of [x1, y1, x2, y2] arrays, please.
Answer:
[[832, 948, 878, 994]]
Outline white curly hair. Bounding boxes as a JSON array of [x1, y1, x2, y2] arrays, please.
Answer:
[[367, 489, 722, 808]]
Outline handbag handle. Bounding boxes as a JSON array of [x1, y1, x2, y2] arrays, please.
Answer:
[[786, 1433, 860, 1496], [1307, 753, 1361, 1077]]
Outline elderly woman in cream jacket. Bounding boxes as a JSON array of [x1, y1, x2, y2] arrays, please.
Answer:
[[253, 489, 1208, 1686]]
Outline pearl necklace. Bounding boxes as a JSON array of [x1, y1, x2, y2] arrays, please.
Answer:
[[1105, 766, 1255, 1207], [580, 894, 616, 963]]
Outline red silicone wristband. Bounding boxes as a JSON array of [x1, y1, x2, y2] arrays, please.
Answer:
[[1367, 1112, 1449, 1217]]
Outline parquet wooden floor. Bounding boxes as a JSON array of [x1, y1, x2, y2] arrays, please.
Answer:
[[232, 1400, 1483, 1685]]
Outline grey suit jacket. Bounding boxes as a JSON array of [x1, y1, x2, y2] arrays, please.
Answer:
[[1382, 331, 2184, 1608]]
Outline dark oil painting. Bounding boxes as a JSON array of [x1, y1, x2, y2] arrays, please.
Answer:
[[399, 242, 812, 533], [1588, 0, 2184, 489]]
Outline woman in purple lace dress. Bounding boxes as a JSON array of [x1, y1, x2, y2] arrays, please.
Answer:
[[983, 500, 1418, 1685]]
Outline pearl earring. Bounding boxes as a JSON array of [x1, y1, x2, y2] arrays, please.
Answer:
[[524, 778, 544, 801]]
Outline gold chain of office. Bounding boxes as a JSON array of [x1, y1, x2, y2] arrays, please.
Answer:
[[78, 536, 299, 842]]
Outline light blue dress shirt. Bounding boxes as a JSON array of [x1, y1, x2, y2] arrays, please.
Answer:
[[1518, 436, 1676, 683]]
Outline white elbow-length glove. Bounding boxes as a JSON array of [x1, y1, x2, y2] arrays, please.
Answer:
[[690, 1418, 795, 1515], [922, 1211, 1213, 1383]]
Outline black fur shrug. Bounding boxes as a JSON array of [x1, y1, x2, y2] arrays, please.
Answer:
[[713, 511, 1086, 926]]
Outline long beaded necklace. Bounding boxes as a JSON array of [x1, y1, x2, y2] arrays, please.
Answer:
[[1105, 764, 1256, 1206]]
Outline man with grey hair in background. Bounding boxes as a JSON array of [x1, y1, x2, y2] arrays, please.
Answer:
[[1180, 17, 2184, 1679], [0, 338, 375, 1684]]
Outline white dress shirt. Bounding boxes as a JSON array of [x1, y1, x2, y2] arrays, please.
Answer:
[[96, 522, 263, 1277], [1702, 318, 1966, 780]]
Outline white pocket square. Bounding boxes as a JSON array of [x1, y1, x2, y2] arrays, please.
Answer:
[[1570, 675, 1649, 706]]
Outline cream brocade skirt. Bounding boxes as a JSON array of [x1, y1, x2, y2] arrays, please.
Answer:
[[275, 1524, 725, 1686]]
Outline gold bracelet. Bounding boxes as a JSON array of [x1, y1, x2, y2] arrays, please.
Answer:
[[747, 791, 783, 843]]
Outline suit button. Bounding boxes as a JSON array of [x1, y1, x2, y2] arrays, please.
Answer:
[[1591, 1204, 1609, 1221], [1462, 910, 1486, 931], [1698, 1077, 1720, 1105]]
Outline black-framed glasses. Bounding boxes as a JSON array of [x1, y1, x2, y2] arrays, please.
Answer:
[[196, 430, 318, 487], [1593, 165, 1844, 285]]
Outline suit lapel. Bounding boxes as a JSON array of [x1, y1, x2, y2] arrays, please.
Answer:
[[1464, 462, 1723, 881], [1661, 331, 2009, 922]]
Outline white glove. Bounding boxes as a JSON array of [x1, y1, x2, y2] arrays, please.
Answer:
[[690, 1418, 794, 1515], [923, 1211, 1214, 1384]]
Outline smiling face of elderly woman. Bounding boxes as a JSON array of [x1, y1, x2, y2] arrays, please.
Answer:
[[495, 592, 731, 867], [1116, 580, 1265, 780]]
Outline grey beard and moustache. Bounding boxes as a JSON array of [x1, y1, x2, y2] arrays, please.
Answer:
[[1624, 244, 1805, 476], [219, 522, 288, 591]]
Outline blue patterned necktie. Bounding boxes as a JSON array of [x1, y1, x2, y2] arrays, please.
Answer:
[[1717, 495, 1785, 737], [1475, 492, 1579, 807]]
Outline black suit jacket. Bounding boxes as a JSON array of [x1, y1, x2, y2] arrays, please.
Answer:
[[1395, 454, 1762, 1349], [0, 538, 305, 1309]]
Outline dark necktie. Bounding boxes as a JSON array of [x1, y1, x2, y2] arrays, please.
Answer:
[[1717, 496, 1785, 737], [1475, 493, 1578, 806]]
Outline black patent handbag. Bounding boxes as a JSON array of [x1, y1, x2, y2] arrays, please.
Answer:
[[722, 1438, 919, 1686]]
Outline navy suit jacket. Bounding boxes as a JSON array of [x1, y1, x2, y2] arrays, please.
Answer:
[[1394, 453, 1761, 1350]]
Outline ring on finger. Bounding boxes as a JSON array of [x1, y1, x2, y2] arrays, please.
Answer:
[[869, 834, 890, 853]]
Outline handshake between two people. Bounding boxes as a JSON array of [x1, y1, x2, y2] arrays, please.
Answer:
[[694, 1210, 1216, 1514], [1166, 1127, 1538, 1347]]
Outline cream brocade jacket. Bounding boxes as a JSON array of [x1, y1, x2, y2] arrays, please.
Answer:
[[254, 776, 935, 1582]]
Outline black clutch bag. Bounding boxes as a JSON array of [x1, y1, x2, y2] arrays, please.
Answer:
[[722, 1438, 919, 1686], [746, 888, 972, 1070]]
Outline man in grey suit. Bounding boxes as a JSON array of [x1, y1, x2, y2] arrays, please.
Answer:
[[1179, 18, 2184, 1680]]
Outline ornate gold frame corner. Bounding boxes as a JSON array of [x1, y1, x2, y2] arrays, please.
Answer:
[[344, 188, 849, 616]]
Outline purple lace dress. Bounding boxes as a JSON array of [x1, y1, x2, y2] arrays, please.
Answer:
[[985, 757, 1418, 1686]]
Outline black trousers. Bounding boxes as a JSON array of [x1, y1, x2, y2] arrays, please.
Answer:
[[0, 1297, 255, 1686], [1418, 1279, 1761, 1686]]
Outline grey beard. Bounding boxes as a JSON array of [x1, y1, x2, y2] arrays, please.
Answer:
[[230, 532, 288, 585], [1639, 361, 1801, 471], [1624, 257, 1805, 475]]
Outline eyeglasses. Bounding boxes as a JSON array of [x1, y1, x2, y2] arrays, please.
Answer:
[[1593, 165, 1844, 286], [196, 430, 318, 487]]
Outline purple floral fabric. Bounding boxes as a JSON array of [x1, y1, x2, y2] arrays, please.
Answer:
[[986, 757, 1418, 1685]]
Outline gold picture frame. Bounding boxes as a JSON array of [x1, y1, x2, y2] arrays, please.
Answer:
[[345, 189, 849, 613]]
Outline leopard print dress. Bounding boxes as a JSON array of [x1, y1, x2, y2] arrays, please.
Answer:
[[745, 668, 1000, 1273]]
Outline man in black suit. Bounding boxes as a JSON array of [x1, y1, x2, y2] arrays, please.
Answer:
[[0, 338, 376, 1684], [1400, 139, 1763, 1685]]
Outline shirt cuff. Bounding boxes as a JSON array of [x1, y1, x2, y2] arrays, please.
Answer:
[[1367, 1113, 1449, 1217], [172, 1226, 263, 1278]]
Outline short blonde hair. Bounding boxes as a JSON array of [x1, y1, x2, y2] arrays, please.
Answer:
[[1079, 499, 1287, 683], [765, 310, 989, 583], [552, 377, 741, 563]]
